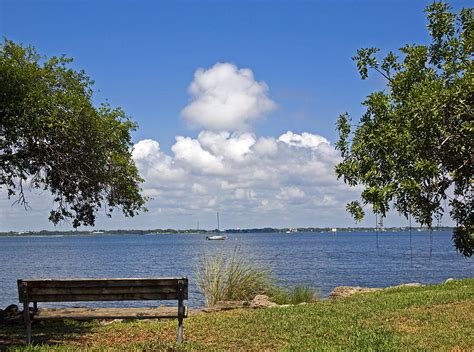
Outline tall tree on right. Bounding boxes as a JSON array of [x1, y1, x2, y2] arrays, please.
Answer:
[[335, 2, 473, 256]]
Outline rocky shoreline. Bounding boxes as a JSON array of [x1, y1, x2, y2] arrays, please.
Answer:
[[0, 279, 456, 324], [199, 281, 434, 313]]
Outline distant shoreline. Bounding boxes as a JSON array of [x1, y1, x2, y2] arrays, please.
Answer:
[[0, 227, 454, 237]]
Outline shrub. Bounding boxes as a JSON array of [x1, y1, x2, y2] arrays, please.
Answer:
[[195, 249, 274, 307]]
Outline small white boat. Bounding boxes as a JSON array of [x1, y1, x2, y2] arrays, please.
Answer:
[[206, 212, 225, 240], [206, 235, 225, 240], [286, 228, 298, 233]]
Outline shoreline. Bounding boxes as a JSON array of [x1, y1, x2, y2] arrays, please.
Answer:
[[0, 228, 454, 237], [1, 278, 472, 350]]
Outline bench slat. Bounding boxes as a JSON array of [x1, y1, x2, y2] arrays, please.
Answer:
[[21, 292, 186, 302], [28, 286, 178, 296], [19, 278, 185, 288], [34, 307, 188, 320]]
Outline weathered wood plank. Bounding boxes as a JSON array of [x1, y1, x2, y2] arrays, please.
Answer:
[[28, 286, 178, 296], [22, 292, 187, 302], [34, 307, 188, 320], [19, 278, 187, 288]]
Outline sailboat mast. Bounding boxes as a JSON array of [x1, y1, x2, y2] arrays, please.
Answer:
[[217, 212, 220, 232]]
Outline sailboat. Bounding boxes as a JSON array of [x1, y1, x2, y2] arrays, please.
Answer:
[[206, 212, 225, 240]]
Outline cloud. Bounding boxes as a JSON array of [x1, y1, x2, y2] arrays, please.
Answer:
[[132, 139, 185, 184], [134, 66, 346, 226], [277, 186, 306, 200], [278, 131, 329, 150], [129, 130, 360, 228], [197, 131, 256, 162], [252, 137, 278, 156], [181, 63, 277, 131], [172, 136, 225, 174]]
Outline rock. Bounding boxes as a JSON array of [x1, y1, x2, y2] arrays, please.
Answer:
[[277, 304, 291, 308], [198, 296, 278, 312], [0, 304, 21, 325], [329, 286, 380, 299], [99, 319, 123, 325], [329, 282, 428, 299], [445, 278, 455, 283], [4, 304, 18, 315], [200, 301, 250, 313], [250, 295, 277, 308], [392, 283, 424, 288], [215, 301, 250, 310]]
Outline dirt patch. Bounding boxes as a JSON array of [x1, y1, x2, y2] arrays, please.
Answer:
[[393, 316, 421, 334], [391, 300, 474, 342]]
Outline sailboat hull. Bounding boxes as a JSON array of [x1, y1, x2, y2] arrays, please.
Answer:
[[206, 235, 225, 240]]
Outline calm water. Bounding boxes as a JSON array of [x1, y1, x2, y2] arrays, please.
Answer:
[[0, 231, 472, 308]]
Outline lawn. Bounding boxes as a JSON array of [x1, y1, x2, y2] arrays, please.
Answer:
[[1, 278, 473, 351]]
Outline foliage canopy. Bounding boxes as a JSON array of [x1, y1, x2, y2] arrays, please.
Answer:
[[0, 39, 146, 227], [335, 2, 473, 256]]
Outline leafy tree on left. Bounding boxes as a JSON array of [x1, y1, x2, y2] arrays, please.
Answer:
[[0, 39, 147, 227]]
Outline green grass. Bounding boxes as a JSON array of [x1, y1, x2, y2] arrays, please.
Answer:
[[1, 278, 473, 351]]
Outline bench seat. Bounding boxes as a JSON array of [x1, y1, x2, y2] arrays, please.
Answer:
[[33, 307, 188, 320]]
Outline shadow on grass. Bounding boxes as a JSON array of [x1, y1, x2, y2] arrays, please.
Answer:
[[0, 319, 95, 349]]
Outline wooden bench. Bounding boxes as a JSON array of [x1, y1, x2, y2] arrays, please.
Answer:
[[17, 277, 188, 344]]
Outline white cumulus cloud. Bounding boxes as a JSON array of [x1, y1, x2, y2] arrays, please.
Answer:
[[132, 139, 185, 184], [181, 63, 277, 131], [198, 131, 255, 162], [278, 131, 330, 150], [130, 130, 359, 228], [172, 136, 225, 174]]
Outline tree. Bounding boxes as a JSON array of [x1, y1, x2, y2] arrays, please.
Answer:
[[0, 39, 147, 227], [335, 2, 473, 256]]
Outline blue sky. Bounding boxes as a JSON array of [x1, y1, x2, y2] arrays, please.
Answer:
[[0, 0, 469, 231]]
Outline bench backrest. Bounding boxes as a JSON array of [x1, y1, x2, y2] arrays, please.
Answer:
[[18, 277, 188, 303]]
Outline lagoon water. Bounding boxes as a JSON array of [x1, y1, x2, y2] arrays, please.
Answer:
[[0, 231, 472, 308]]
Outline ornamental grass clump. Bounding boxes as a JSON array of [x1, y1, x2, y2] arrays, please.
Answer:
[[269, 284, 319, 305], [195, 250, 274, 307]]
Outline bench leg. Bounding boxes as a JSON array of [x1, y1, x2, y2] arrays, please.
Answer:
[[23, 301, 31, 344], [177, 298, 184, 344], [177, 317, 183, 344]]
